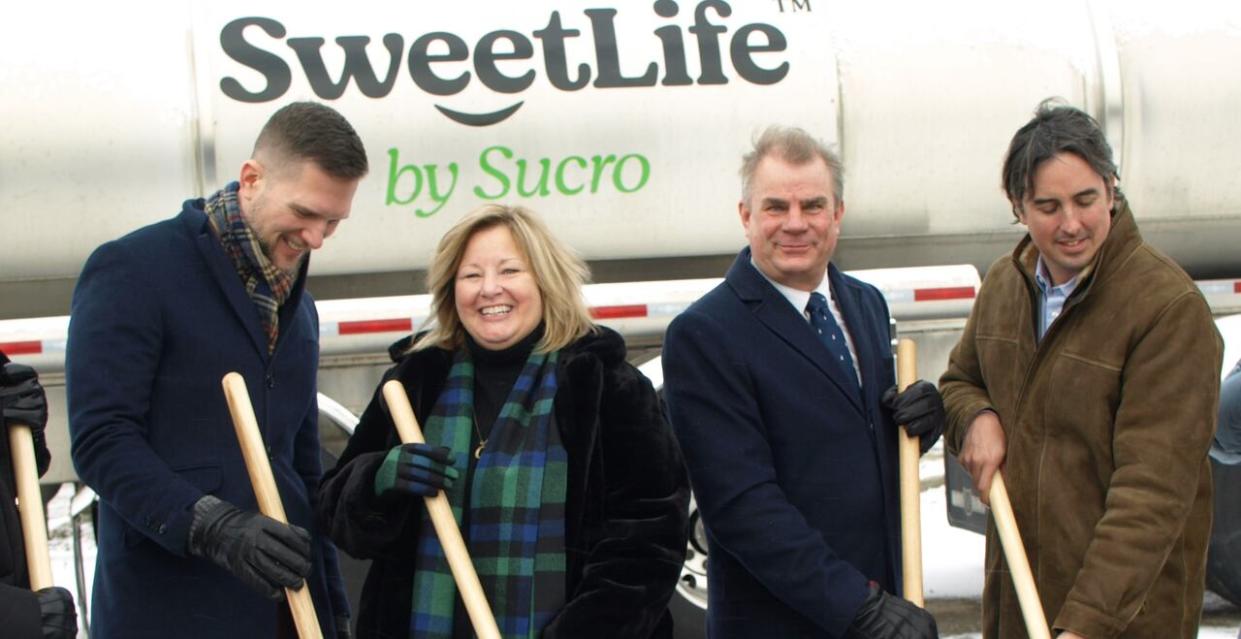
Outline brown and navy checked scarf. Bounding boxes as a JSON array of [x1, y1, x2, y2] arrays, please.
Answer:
[[204, 181, 295, 354]]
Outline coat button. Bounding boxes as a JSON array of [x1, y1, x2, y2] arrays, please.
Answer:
[[157, 524, 167, 535], [265, 374, 275, 389]]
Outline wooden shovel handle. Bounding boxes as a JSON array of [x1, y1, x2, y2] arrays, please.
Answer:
[[989, 471, 1052, 639], [896, 338, 924, 606], [382, 380, 501, 639], [8, 423, 53, 590], [222, 373, 322, 639]]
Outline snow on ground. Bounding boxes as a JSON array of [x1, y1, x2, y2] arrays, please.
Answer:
[[920, 448, 987, 599], [47, 483, 95, 638]]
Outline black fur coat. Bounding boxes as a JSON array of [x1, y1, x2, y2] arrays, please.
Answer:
[[318, 327, 690, 638]]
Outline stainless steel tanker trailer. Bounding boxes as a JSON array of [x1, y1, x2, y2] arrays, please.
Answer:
[[3, 0, 1241, 634]]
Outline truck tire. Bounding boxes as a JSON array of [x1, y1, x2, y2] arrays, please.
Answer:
[[670, 586, 706, 638], [672, 497, 709, 638]]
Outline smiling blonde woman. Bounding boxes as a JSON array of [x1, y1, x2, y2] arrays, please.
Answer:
[[318, 204, 690, 638]]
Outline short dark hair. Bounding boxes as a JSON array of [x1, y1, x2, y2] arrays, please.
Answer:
[[741, 125, 844, 205], [253, 101, 368, 179], [1002, 98, 1117, 218]]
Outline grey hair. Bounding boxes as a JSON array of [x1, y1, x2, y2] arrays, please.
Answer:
[[740, 125, 844, 205]]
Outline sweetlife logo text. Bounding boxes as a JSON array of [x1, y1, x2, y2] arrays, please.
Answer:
[[218, 1, 791, 126]]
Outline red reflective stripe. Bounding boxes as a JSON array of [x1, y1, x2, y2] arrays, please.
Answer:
[[590, 305, 648, 320], [0, 341, 42, 355], [1235, 281, 1241, 294], [913, 286, 976, 301], [337, 318, 413, 335]]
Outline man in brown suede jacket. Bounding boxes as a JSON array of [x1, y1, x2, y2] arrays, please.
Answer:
[[940, 100, 1222, 638]]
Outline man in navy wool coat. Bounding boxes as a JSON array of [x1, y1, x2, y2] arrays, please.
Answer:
[[663, 126, 943, 639], [67, 102, 367, 638]]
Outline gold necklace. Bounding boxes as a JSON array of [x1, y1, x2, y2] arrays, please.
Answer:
[[472, 415, 486, 459]]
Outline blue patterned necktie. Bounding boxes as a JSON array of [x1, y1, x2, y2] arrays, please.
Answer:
[[807, 291, 859, 389]]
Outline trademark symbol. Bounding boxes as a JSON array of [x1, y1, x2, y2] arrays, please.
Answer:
[[773, 0, 812, 11]]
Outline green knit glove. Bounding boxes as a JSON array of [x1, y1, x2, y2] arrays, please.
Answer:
[[374, 443, 459, 498]]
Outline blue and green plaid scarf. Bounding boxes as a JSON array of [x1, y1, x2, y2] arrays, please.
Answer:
[[203, 181, 294, 354], [411, 348, 567, 638]]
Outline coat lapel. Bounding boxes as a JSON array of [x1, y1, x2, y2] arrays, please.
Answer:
[[726, 250, 865, 416], [182, 208, 269, 360]]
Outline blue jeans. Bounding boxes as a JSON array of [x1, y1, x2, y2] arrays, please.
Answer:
[[1214, 361, 1241, 464]]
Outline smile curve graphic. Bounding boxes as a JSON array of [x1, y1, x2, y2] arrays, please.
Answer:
[[435, 101, 525, 127]]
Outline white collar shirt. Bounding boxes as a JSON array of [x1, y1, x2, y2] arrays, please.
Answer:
[[1034, 255, 1080, 341]]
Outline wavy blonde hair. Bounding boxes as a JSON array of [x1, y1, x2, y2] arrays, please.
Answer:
[[412, 204, 595, 353]]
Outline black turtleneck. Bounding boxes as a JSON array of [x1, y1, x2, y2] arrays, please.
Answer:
[[464, 323, 544, 443]]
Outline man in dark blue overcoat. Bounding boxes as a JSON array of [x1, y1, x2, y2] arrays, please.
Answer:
[[67, 102, 367, 638], [663, 126, 942, 639]]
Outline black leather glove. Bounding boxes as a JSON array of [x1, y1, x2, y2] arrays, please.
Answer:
[[36, 586, 77, 639], [845, 582, 938, 639], [374, 443, 459, 499], [188, 495, 312, 600], [882, 380, 945, 454], [0, 358, 51, 475], [0, 360, 49, 434]]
